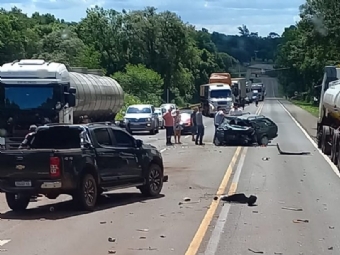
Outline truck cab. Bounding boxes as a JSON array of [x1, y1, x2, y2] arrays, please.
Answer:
[[0, 59, 76, 149], [200, 83, 233, 117]]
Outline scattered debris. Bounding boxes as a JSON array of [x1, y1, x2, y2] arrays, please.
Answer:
[[160, 235, 165, 238], [248, 248, 264, 253], [282, 207, 303, 211], [139, 236, 146, 239], [329, 226, 335, 229], [108, 250, 116, 254], [277, 143, 310, 155], [129, 247, 157, 251], [100, 221, 106, 224], [213, 196, 218, 201], [137, 229, 149, 232], [252, 210, 258, 213], [274, 253, 283, 255], [183, 197, 191, 202], [108, 237, 116, 242], [221, 193, 257, 206], [293, 219, 309, 223], [328, 247, 333, 250], [262, 157, 269, 161]]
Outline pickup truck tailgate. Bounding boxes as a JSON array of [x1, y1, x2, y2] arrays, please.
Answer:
[[0, 150, 54, 179]]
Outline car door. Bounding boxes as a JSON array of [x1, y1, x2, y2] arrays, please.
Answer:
[[92, 127, 120, 182], [110, 129, 142, 179]]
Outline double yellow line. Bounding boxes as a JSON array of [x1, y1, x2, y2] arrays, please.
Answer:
[[185, 102, 265, 255]]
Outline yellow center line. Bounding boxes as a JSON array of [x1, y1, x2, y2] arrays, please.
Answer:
[[184, 101, 266, 255]]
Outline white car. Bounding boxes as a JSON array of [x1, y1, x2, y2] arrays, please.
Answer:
[[160, 103, 177, 111]]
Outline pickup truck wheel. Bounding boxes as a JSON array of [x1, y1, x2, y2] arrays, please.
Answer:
[[139, 164, 164, 197], [74, 174, 98, 211], [6, 193, 30, 212]]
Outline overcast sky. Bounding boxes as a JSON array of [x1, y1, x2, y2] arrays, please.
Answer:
[[3, 0, 304, 36]]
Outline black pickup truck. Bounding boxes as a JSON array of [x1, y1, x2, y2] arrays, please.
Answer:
[[0, 123, 167, 212]]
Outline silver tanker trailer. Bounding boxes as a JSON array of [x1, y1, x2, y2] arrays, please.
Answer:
[[0, 59, 124, 149]]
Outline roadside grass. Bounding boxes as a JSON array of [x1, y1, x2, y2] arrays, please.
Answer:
[[291, 100, 319, 117]]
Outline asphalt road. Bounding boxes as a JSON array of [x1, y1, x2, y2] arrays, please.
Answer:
[[2, 77, 339, 255]]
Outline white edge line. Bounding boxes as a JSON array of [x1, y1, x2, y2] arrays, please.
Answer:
[[277, 99, 340, 178], [160, 148, 166, 153], [204, 147, 248, 255]]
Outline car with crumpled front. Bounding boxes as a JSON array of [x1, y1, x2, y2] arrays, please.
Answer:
[[214, 114, 278, 146]]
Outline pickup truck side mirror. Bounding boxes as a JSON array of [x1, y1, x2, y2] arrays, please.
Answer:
[[136, 139, 143, 148]]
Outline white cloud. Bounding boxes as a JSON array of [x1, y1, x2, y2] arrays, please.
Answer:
[[3, 0, 305, 36]]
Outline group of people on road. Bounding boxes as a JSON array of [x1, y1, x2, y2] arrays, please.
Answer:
[[162, 103, 243, 146], [162, 106, 205, 146]]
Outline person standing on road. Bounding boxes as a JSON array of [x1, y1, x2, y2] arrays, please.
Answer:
[[213, 106, 227, 142], [195, 107, 205, 145], [163, 107, 174, 145], [19, 124, 37, 149], [190, 107, 198, 141], [173, 109, 183, 144]]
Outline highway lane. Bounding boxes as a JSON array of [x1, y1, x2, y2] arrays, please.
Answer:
[[0, 103, 262, 255], [195, 79, 340, 255]]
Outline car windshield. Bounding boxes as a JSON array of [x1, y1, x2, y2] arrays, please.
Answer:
[[126, 107, 151, 114]]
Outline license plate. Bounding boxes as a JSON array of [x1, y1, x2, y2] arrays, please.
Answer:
[[15, 181, 32, 187]]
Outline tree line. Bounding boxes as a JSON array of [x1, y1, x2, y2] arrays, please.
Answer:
[[0, 6, 280, 113], [275, 0, 340, 100]]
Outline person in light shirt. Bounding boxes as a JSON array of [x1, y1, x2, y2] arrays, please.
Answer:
[[229, 103, 243, 116]]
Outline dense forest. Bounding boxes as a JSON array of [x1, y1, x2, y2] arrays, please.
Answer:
[[0, 6, 280, 113], [275, 0, 340, 100]]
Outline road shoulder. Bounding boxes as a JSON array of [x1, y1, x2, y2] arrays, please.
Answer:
[[278, 99, 317, 140]]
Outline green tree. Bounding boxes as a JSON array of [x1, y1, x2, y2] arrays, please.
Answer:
[[113, 64, 163, 106]]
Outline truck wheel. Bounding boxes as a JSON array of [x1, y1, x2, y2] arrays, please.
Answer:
[[331, 132, 339, 163], [73, 173, 98, 211], [321, 126, 331, 155], [6, 193, 30, 212], [149, 129, 155, 135], [139, 164, 164, 197]]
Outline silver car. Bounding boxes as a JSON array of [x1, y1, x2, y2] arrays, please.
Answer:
[[124, 104, 159, 134], [155, 107, 165, 129]]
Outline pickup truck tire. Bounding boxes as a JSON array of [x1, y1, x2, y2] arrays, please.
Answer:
[[73, 173, 98, 211], [139, 164, 164, 197], [6, 193, 30, 212]]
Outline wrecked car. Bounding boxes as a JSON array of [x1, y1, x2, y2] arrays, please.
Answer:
[[214, 114, 278, 146]]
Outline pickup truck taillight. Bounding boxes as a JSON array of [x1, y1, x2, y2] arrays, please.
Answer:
[[50, 157, 60, 178]]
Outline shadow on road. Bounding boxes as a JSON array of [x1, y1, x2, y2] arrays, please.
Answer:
[[0, 192, 165, 221]]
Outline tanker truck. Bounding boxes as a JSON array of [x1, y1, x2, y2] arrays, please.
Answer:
[[0, 59, 124, 149], [316, 65, 340, 167]]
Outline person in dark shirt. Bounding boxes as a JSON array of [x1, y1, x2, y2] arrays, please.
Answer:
[[19, 125, 37, 149], [190, 107, 198, 141]]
